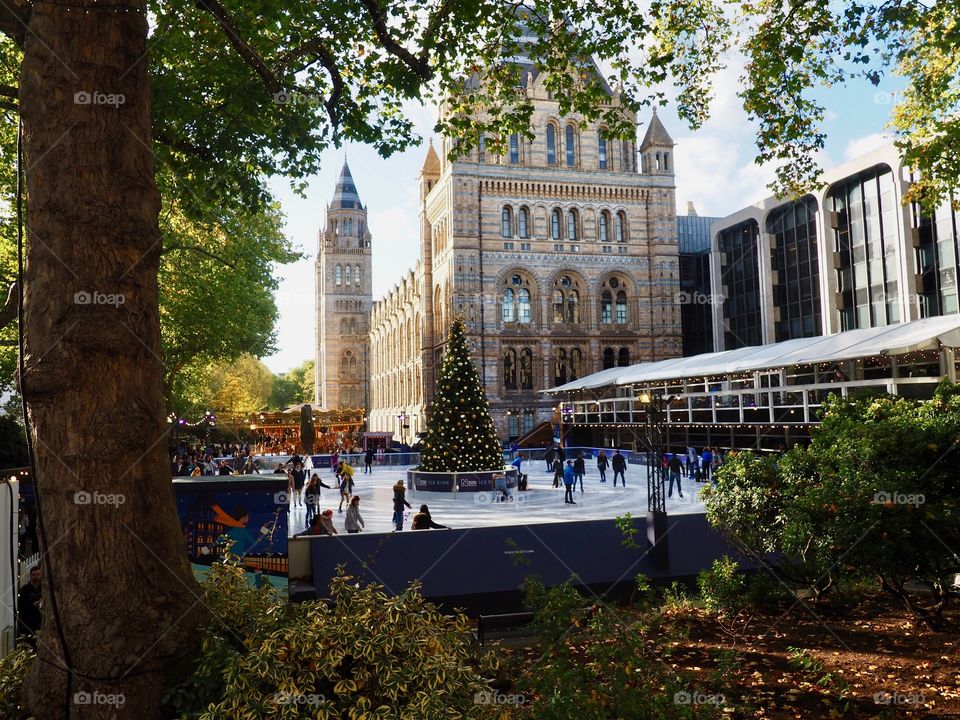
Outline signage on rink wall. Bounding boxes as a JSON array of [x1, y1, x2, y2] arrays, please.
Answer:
[[409, 468, 518, 493]]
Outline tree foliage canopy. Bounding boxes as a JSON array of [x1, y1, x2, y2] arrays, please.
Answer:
[[704, 382, 960, 627]]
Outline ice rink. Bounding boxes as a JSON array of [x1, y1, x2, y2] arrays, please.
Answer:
[[285, 461, 708, 536]]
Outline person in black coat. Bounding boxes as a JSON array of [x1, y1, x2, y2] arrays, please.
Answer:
[[612, 450, 627, 487], [552, 457, 563, 488], [544, 446, 555, 472], [573, 453, 586, 492], [412, 504, 449, 530]]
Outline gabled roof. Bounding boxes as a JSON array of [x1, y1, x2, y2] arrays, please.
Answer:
[[640, 109, 674, 149], [331, 158, 363, 209]]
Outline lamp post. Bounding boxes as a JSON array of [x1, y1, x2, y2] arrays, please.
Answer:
[[638, 390, 671, 569]]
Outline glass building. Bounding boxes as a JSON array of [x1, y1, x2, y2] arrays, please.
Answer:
[[914, 195, 960, 317], [827, 165, 901, 331], [767, 196, 822, 341], [717, 220, 762, 349], [677, 210, 720, 356]]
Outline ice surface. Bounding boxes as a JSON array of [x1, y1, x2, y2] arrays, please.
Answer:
[[286, 462, 707, 537]]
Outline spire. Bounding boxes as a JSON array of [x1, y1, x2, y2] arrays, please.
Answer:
[[421, 138, 440, 177], [331, 157, 363, 209], [640, 108, 674, 149]]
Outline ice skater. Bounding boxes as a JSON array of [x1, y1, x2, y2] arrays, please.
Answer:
[[552, 455, 563, 488], [668, 454, 684, 499], [562, 460, 576, 504], [573, 452, 585, 492], [392, 479, 412, 531], [612, 450, 627, 487], [597, 450, 608, 482]]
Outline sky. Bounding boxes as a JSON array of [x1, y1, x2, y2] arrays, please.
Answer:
[[262, 63, 903, 374]]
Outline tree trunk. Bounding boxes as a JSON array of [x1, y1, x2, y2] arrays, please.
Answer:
[[19, 1, 204, 716]]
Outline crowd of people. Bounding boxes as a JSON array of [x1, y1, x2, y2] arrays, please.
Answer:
[[290, 456, 452, 536]]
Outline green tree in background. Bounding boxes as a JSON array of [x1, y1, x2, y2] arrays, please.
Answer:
[[419, 316, 502, 472]]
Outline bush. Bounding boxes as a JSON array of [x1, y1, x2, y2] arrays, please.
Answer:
[[516, 577, 722, 719], [704, 383, 960, 627], [697, 556, 746, 618], [0, 645, 34, 720], [163, 556, 501, 718]]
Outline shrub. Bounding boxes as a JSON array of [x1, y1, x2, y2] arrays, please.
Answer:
[[697, 556, 746, 618], [0, 645, 34, 720], [163, 557, 501, 718], [704, 383, 960, 627], [515, 578, 722, 719]]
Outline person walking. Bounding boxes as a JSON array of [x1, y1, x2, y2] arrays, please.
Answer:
[[562, 460, 576, 504], [345, 496, 364, 533], [668, 453, 684, 499], [392, 479, 412, 531], [552, 455, 563, 488], [596, 450, 608, 483], [573, 452, 585, 492], [701, 447, 713, 483], [612, 450, 627, 487]]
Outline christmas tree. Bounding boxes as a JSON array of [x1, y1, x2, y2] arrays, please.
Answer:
[[418, 315, 504, 472]]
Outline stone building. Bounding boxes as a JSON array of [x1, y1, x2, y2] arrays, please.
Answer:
[[364, 70, 683, 441], [315, 159, 372, 409]]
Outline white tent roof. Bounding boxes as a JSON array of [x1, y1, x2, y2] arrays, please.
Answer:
[[544, 314, 960, 394]]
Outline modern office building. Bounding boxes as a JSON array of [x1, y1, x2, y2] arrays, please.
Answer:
[[710, 144, 960, 351], [677, 203, 721, 356]]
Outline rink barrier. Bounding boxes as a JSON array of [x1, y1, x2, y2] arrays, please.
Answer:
[[291, 513, 749, 615], [406, 467, 519, 493]]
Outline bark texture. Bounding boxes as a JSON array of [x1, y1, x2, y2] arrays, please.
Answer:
[[19, 1, 204, 716]]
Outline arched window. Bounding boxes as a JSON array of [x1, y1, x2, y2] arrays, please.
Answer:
[[565, 124, 576, 167], [502, 288, 516, 323], [553, 274, 582, 325], [551, 209, 562, 240], [519, 348, 534, 390], [335, 265, 342, 285], [615, 211, 627, 242], [509, 133, 520, 164], [601, 290, 613, 324], [616, 290, 628, 324], [655, 152, 662, 171], [478, 132, 486, 162], [501, 206, 512, 238], [503, 349, 517, 390], [355, 265, 362, 288], [618, 348, 630, 366], [569, 349, 582, 381], [341, 351, 352, 376], [663, 152, 670, 171], [546, 124, 557, 165], [621, 140, 631, 171], [554, 348, 567, 386], [598, 133, 608, 169], [567, 210, 578, 241], [552, 290, 564, 324], [518, 207, 529, 238], [599, 211, 610, 242], [603, 347, 615, 369], [518, 288, 531, 323], [566, 290, 580, 324], [344, 265, 352, 286]]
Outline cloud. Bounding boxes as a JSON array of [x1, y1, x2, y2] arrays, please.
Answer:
[[843, 132, 893, 162]]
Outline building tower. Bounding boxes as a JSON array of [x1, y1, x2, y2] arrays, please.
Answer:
[[315, 159, 373, 409], [639, 108, 675, 176]]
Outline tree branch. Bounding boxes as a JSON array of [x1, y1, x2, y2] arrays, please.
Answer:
[[195, 0, 282, 93], [358, 0, 433, 80], [162, 243, 236, 269], [0, 282, 18, 332], [0, 0, 29, 47], [155, 131, 214, 162]]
